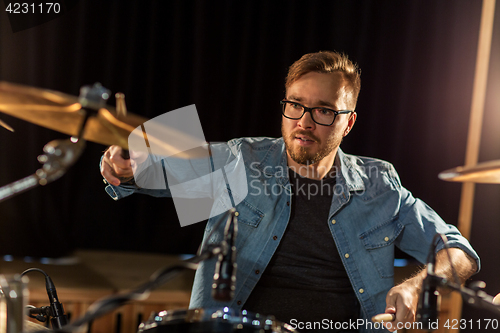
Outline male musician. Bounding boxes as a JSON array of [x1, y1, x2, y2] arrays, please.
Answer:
[[101, 51, 479, 332]]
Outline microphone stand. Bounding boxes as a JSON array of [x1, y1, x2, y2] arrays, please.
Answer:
[[211, 209, 238, 301], [427, 274, 500, 317]]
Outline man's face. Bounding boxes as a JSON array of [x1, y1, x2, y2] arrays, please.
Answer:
[[282, 71, 355, 166]]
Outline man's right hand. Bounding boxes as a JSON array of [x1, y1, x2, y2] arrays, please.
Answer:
[[101, 145, 134, 186]]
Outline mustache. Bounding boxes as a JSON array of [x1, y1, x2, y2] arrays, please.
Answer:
[[290, 130, 320, 143]]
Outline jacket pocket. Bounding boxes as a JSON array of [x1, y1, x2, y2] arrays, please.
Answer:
[[219, 187, 265, 228], [359, 216, 404, 278], [233, 198, 265, 227], [212, 190, 265, 228]]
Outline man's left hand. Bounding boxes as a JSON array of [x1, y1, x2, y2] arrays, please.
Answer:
[[380, 248, 478, 332], [383, 279, 420, 332]]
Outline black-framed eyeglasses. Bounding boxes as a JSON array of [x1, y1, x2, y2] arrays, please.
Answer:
[[280, 100, 353, 126]]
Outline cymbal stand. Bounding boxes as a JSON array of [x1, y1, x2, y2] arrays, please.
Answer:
[[0, 83, 111, 203]]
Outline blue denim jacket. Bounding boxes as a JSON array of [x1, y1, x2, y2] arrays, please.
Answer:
[[104, 137, 479, 333]]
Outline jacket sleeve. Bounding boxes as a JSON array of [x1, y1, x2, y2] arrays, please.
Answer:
[[100, 142, 238, 201], [100, 154, 173, 200], [390, 165, 480, 272]]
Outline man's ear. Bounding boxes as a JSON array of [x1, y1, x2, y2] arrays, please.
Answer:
[[343, 112, 357, 137]]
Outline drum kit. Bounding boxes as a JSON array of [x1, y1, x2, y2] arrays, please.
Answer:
[[0, 82, 297, 333], [0, 81, 499, 332]]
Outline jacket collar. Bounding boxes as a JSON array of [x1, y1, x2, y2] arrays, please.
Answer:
[[335, 148, 366, 192]]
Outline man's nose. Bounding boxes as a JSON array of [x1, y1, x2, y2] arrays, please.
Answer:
[[297, 110, 315, 129]]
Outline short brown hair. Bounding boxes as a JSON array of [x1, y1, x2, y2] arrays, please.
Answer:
[[285, 51, 361, 109]]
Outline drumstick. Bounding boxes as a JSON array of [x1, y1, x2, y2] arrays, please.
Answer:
[[371, 313, 396, 322], [115, 92, 130, 159]]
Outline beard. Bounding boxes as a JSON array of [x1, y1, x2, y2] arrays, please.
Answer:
[[282, 122, 343, 165]]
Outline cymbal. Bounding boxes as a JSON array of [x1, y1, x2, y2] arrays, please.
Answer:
[[0, 81, 140, 147], [0, 82, 205, 157], [438, 160, 500, 184]]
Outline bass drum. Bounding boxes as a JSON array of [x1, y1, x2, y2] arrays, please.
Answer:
[[137, 307, 298, 333]]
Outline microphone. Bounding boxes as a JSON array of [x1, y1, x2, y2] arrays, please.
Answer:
[[416, 275, 441, 330], [416, 236, 441, 331], [45, 275, 68, 329], [212, 210, 238, 302], [21, 268, 68, 329]]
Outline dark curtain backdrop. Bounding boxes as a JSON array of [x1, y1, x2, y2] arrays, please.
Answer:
[[0, 0, 499, 329]]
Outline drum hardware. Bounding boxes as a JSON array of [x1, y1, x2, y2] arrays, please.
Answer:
[[439, 160, 500, 184], [425, 274, 500, 315], [0, 81, 114, 204], [0, 137, 85, 203], [137, 308, 298, 333], [0, 275, 28, 333]]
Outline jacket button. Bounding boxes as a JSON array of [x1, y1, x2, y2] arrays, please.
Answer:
[[344, 253, 350, 259], [384, 236, 389, 242], [255, 270, 260, 274], [237, 300, 242, 305], [286, 201, 290, 206], [273, 236, 278, 240], [331, 219, 336, 224], [359, 288, 364, 294]]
